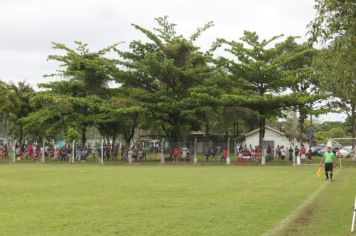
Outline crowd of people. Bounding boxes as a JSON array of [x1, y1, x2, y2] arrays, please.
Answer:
[[236, 144, 313, 163], [1, 141, 340, 165], [0, 143, 123, 162], [203, 146, 229, 162], [120, 146, 146, 162]]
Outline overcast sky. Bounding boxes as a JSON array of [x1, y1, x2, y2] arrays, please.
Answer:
[[0, 0, 346, 121]]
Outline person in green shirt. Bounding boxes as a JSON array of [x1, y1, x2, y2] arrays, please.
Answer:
[[320, 146, 337, 181]]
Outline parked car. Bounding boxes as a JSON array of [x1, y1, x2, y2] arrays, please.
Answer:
[[318, 149, 325, 156], [311, 146, 324, 156], [344, 146, 353, 153], [336, 148, 350, 158]]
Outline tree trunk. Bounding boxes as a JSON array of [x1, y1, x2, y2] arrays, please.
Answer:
[[19, 128, 23, 145], [106, 136, 110, 146], [233, 119, 239, 138], [298, 109, 307, 145], [81, 127, 86, 146], [112, 136, 116, 149], [258, 115, 265, 152], [124, 127, 135, 146]]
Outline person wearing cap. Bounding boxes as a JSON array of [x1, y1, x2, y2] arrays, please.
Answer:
[[320, 146, 337, 181]]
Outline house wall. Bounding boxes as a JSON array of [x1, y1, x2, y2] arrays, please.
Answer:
[[245, 129, 310, 150]]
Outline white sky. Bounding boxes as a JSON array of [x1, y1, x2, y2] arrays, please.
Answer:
[[0, 0, 346, 122]]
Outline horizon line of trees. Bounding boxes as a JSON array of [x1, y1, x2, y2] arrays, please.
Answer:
[[0, 0, 355, 150]]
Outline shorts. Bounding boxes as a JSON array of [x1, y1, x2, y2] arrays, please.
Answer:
[[325, 163, 333, 172]]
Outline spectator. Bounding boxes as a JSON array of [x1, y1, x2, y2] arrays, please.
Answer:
[[186, 147, 191, 161], [300, 144, 306, 161], [181, 147, 188, 162], [280, 146, 286, 160], [294, 146, 299, 159], [204, 146, 210, 161], [275, 145, 280, 160], [267, 145, 272, 159], [128, 147, 133, 163], [210, 146, 216, 161], [172, 147, 180, 162], [307, 146, 312, 164], [288, 146, 293, 161], [76, 146, 82, 161], [221, 147, 228, 162]]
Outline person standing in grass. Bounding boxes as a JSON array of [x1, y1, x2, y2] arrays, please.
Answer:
[[307, 147, 312, 164], [128, 147, 133, 163], [280, 146, 286, 161], [300, 144, 306, 161], [288, 146, 293, 161], [320, 146, 337, 181], [221, 147, 228, 162]]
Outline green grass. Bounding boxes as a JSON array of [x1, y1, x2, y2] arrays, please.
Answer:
[[275, 166, 356, 236], [0, 162, 354, 235]]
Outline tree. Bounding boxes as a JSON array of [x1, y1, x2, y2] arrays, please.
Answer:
[[0, 80, 12, 137], [308, 0, 355, 43], [64, 128, 80, 143], [118, 16, 213, 143], [89, 95, 142, 146], [36, 41, 119, 145], [313, 45, 356, 146], [278, 37, 326, 144], [188, 67, 259, 142], [212, 31, 310, 152], [309, 0, 356, 148], [20, 93, 67, 142], [5, 82, 35, 144]]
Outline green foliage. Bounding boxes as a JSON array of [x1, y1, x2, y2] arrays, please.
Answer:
[[277, 37, 326, 143], [118, 16, 213, 142], [328, 127, 347, 138], [32, 42, 124, 144], [309, 0, 356, 144], [1, 81, 35, 143], [211, 31, 314, 148], [314, 121, 345, 132], [308, 0, 356, 42], [4, 14, 353, 146], [64, 128, 80, 143], [45, 41, 119, 97], [315, 131, 327, 143], [312, 121, 349, 142]]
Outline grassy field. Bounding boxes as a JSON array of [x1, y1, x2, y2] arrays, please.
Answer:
[[0, 161, 355, 235]]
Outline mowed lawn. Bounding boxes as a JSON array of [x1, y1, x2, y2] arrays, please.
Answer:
[[0, 163, 353, 235], [275, 165, 356, 236]]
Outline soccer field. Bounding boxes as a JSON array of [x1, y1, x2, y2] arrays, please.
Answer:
[[0, 163, 355, 235]]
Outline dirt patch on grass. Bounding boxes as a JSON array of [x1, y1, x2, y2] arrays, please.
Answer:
[[265, 169, 343, 236], [277, 204, 317, 236]]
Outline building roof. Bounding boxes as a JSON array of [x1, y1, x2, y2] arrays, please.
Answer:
[[245, 126, 285, 137]]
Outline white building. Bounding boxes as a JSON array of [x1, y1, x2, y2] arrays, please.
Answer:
[[244, 126, 310, 149]]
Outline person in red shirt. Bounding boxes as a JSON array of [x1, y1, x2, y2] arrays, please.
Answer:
[[26, 145, 33, 160], [300, 144, 306, 161], [307, 147, 312, 164], [172, 147, 180, 162], [221, 147, 228, 162]]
